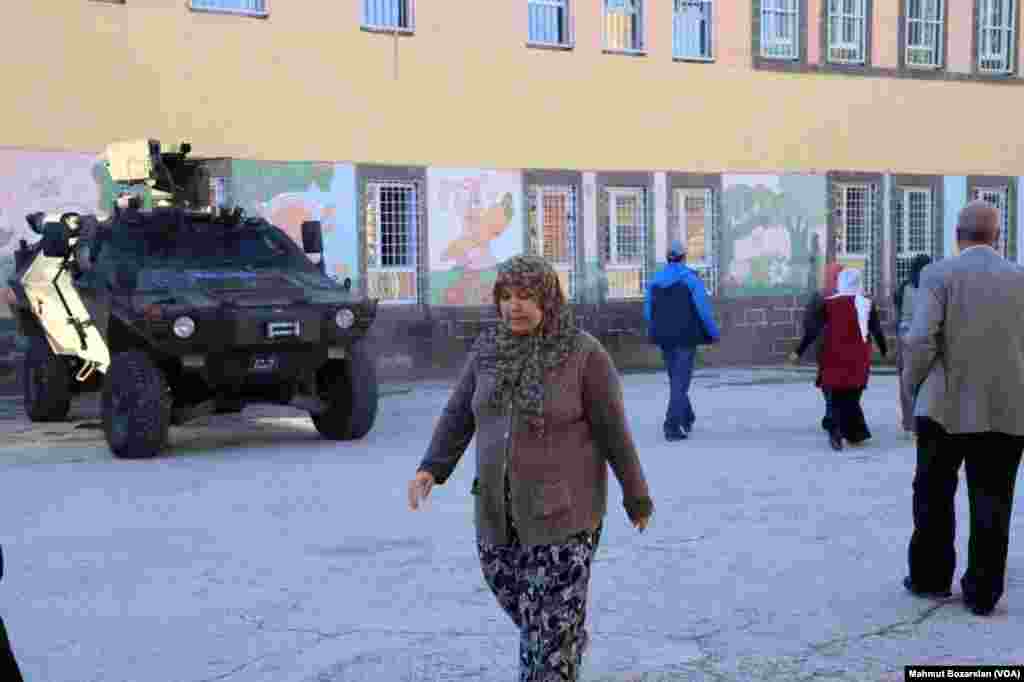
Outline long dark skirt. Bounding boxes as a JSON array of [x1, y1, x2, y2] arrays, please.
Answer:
[[830, 387, 871, 444], [477, 522, 602, 682]]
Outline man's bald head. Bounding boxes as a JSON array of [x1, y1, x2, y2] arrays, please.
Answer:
[[956, 200, 1000, 246]]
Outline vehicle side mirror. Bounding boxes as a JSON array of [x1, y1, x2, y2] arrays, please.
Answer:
[[302, 220, 323, 255], [41, 221, 69, 258]]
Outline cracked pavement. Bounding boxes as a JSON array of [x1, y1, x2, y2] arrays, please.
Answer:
[[0, 369, 1021, 681]]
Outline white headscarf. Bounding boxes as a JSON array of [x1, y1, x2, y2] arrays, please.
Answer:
[[828, 268, 871, 341]]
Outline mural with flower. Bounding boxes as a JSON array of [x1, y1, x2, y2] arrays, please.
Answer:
[[720, 174, 827, 297]]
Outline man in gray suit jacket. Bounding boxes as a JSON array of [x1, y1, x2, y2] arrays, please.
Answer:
[[901, 200, 1024, 616]]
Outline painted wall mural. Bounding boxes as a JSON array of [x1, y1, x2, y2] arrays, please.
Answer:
[[427, 168, 523, 306], [229, 160, 358, 285], [720, 174, 828, 298]]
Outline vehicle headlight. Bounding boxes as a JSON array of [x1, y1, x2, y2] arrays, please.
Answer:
[[172, 316, 196, 339], [335, 308, 355, 330]]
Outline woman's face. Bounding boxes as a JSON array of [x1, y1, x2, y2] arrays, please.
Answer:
[[498, 286, 544, 335]]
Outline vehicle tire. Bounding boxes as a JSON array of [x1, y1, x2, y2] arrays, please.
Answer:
[[22, 337, 71, 422], [101, 350, 172, 459], [312, 341, 379, 440]]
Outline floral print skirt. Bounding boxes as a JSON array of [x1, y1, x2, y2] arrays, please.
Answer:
[[477, 513, 603, 682]]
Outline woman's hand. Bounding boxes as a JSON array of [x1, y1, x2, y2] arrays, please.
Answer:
[[408, 470, 435, 510], [633, 514, 651, 533]]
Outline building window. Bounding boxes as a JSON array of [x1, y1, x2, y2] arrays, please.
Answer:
[[529, 0, 572, 46], [675, 188, 717, 295], [906, 0, 944, 67], [363, 0, 414, 31], [673, 0, 714, 60], [189, 0, 267, 16], [836, 184, 870, 256], [827, 0, 867, 64], [977, 0, 1016, 73], [760, 0, 800, 59], [604, 0, 645, 52], [365, 182, 418, 303], [972, 186, 1011, 257], [530, 186, 578, 300], [604, 187, 648, 299], [894, 188, 935, 284]]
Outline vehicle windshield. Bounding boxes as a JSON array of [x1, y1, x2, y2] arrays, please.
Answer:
[[103, 220, 313, 271]]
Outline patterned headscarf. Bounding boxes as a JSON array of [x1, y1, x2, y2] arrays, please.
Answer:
[[473, 255, 581, 434]]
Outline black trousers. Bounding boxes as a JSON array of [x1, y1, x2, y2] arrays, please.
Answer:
[[908, 417, 1024, 610], [829, 388, 870, 443], [0, 617, 24, 682]]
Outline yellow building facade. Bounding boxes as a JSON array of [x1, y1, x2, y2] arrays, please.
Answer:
[[1, 0, 1023, 372]]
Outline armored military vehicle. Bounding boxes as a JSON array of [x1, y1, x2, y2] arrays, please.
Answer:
[[5, 139, 379, 459]]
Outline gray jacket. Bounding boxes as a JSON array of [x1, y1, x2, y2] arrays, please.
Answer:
[[902, 245, 1024, 434], [418, 331, 653, 546]]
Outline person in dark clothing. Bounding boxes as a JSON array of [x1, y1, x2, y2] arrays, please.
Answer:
[[893, 255, 933, 437], [0, 545, 26, 682], [792, 262, 844, 433], [644, 239, 721, 441], [792, 267, 888, 451]]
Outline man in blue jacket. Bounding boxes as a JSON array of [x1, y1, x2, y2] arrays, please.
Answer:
[[645, 239, 721, 441]]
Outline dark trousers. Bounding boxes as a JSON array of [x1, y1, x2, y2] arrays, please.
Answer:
[[820, 389, 834, 432], [660, 345, 696, 431], [908, 417, 1024, 610], [0, 617, 24, 682], [829, 388, 870, 443]]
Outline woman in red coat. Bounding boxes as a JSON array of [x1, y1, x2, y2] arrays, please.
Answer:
[[794, 267, 888, 451]]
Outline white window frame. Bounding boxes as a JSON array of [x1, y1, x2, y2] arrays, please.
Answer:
[[760, 0, 800, 60], [972, 186, 1010, 257], [977, 0, 1016, 73], [362, 0, 415, 32], [836, 183, 871, 257], [673, 0, 714, 61], [603, 0, 646, 53], [905, 0, 944, 68], [366, 181, 419, 304], [528, 0, 574, 47], [534, 185, 578, 300], [605, 187, 648, 299], [189, 0, 268, 17], [895, 187, 935, 284], [827, 0, 867, 64], [676, 188, 717, 295]]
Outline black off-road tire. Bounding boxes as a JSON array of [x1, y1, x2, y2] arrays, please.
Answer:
[[312, 341, 379, 440], [101, 351, 172, 459], [22, 337, 71, 422]]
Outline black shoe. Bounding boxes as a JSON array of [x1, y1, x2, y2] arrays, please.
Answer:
[[903, 576, 952, 599], [665, 426, 688, 442], [963, 597, 995, 616], [829, 431, 843, 451]]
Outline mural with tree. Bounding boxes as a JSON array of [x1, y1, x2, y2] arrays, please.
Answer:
[[720, 174, 827, 297]]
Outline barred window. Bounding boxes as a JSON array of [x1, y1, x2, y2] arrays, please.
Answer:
[[676, 188, 718, 295], [534, 186, 578, 300], [605, 0, 645, 52], [760, 0, 799, 59], [837, 184, 869, 255], [906, 0, 944, 67], [366, 182, 418, 303], [894, 188, 935, 285], [529, 0, 571, 45], [363, 0, 414, 31], [605, 187, 648, 299], [673, 0, 713, 60], [827, 0, 867, 64], [189, 0, 267, 15], [971, 187, 1010, 257], [978, 0, 1015, 73]]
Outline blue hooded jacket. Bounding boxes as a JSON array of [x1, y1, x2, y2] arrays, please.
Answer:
[[644, 262, 720, 348]]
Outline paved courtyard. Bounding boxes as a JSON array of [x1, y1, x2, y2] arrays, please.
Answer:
[[0, 367, 1021, 681]]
